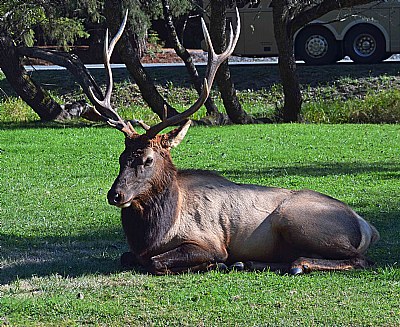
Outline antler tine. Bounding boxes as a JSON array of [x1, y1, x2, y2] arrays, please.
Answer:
[[88, 11, 137, 137], [103, 11, 128, 104], [145, 8, 240, 139], [203, 9, 240, 87]]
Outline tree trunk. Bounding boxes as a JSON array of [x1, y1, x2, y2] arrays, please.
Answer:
[[271, 0, 375, 123], [0, 35, 66, 121], [209, 0, 255, 124], [161, 0, 219, 116], [104, 0, 179, 120], [272, 0, 302, 122]]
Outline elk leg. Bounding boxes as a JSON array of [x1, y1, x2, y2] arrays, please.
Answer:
[[120, 251, 137, 269], [234, 257, 371, 275], [149, 243, 227, 275], [289, 256, 371, 275]]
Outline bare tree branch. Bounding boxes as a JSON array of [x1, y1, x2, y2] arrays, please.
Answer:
[[161, 0, 219, 116]]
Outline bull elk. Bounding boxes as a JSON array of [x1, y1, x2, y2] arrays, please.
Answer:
[[92, 11, 379, 275]]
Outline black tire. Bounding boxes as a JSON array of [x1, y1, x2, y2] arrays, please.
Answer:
[[344, 24, 386, 64], [295, 26, 338, 65]]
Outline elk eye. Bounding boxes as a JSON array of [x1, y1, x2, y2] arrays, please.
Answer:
[[144, 157, 154, 166]]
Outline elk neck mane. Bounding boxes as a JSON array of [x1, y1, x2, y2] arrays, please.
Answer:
[[122, 143, 181, 257]]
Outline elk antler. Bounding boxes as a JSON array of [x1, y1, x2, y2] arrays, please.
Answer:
[[88, 11, 138, 138], [144, 8, 240, 139], [90, 9, 240, 139]]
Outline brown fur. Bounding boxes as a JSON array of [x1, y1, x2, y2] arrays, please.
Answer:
[[108, 125, 380, 275]]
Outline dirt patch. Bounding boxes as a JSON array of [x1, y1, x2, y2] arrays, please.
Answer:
[[142, 48, 207, 64], [22, 46, 272, 66]]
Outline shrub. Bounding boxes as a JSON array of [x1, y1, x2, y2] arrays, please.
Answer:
[[301, 89, 400, 123], [0, 97, 38, 122]]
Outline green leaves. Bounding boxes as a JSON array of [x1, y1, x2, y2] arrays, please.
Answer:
[[41, 17, 89, 48], [0, 1, 46, 46], [121, 0, 195, 36], [1, 0, 90, 47], [0, 0, 195, 47]]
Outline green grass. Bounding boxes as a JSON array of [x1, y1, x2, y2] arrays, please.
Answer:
[[0, 124, 399, 326], [302, 88, 400, 123]]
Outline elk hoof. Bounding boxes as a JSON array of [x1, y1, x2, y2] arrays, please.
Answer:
[[208, 262, 229, 271], [215, 262, 229, 271], [229, 262, 245, 271], [120, 252, 135, 269], [289, 267, 304, 275]]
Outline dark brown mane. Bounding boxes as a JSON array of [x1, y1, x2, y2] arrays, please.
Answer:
[[121, 154, 179, 261]]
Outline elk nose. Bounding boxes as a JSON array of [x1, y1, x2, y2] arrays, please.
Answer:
[[108, 190, 123, 205]]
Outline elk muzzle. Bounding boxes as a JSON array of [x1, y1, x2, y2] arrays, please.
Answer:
[[107, 188, 132, 208]]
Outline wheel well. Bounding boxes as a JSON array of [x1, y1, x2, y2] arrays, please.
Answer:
[[295, 25, 336, 42]]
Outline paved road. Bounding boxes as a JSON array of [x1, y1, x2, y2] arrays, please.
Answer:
[[23, 60, 276, 71], [22, 55, 400, 71]]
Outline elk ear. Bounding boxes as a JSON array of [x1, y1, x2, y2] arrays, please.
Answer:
[[164, 120, 191, 148]]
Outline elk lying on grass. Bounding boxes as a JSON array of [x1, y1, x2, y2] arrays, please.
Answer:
[[92, 11, 379, 275]]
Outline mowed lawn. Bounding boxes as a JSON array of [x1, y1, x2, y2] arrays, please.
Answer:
[[0, 123, 399, 326]]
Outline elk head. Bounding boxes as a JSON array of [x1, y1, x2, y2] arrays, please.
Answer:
[[107, 124, 191, 208], [90, 10, 240, 208]]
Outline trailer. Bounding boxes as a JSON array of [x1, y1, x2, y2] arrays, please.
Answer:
[[203, 0, 400, 65]]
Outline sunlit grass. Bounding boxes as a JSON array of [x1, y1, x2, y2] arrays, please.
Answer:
[[0, 97, 39, 122], [302, 88, 400, 123], [0, 124, 399, 326]]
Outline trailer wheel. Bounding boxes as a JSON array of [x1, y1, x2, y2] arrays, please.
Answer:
[[344, 24, 386, 64], [295, 27, 338, 65]]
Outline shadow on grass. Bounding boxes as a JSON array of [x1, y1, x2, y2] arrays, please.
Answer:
[[1, 209, 398, 285], [362, 210, 400, 267], [0, 228, 146, 285], [0, 120, 106, 131], [221, 161, 400, 180]]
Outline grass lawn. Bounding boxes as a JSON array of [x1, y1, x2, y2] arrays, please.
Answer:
[[0, 123, 399, 326]]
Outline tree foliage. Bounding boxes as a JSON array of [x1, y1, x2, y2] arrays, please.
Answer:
[[0, 0, 91, 47], [0, 0, 195, 46], [111, 0, 194, 38]]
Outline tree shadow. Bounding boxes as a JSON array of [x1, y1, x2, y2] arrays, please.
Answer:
[[0, 228, 143, 285], [355, 208, 400, 267], [221, 161, 400, 180], [0, 120, 103, 131], [1, 164, 398, 285], [147, 61, 400, 91], [120, 61, 400, 91]]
